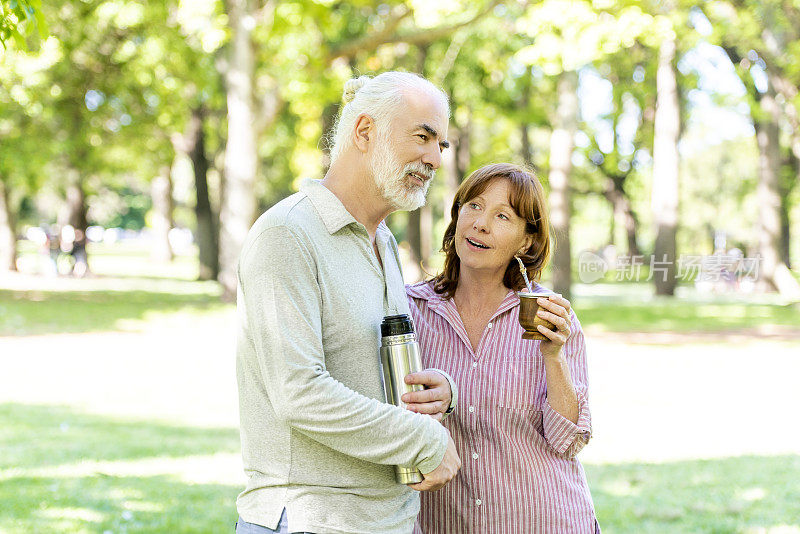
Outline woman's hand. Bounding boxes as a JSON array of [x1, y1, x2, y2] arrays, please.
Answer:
[[536, 294, 572, 360]]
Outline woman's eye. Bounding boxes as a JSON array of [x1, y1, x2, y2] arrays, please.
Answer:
[[469, 202, 480, 209], [498, 213, 509, 220]]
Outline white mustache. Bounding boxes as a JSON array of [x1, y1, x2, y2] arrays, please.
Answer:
[[404, 163, 434, 182]]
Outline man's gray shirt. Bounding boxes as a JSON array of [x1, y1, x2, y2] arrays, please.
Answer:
[[235, 180, 449, 534]]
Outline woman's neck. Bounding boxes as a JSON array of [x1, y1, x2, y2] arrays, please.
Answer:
[[453, 267, 509, 315]]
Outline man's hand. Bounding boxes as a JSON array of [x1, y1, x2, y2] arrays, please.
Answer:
[[409, 433, 461, 491], [401, 369, 451, 422]]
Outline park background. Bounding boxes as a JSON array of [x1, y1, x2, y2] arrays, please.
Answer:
[[2, 0, 800, 532]]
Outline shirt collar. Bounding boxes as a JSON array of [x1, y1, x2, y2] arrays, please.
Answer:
[[408, 281, 525, 321], [301, 179, 359, 235], [301, 178, 392, 238]]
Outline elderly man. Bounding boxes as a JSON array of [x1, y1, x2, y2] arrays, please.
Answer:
[[235, 72, 461, 534]]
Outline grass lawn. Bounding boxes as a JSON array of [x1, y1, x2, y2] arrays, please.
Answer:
[[2, 401, 798, 533], [2, 402, 798, 534], [0, 404, 240, 533], [587, 456, 800, 533], [571, 282, 800, 334], [1, 240, 228, 336], [0, 284, 228, 336], [2, 240, 799, 532]]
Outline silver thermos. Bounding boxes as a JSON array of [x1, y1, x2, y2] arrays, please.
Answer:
[[380, 314, 425, 485]]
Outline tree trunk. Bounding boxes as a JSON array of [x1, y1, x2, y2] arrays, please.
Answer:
[[0, 177, 17, 272], [779, 194, 791, 269], [219, 0, 259, 298], [151, 165, 174, 262], [605, 178, 641, 257], [652, 35, 680, 296], [421, 204, 432, 270], [60, 171, 88, 233], [753, 87, 800, 298], [407, 208, 423, 277], [778, 152, 796, 269], [186, 106, 219, 280], [456, 115, 471, 180], [520, 65, 534, 169], [548, 71, 578, 300], [521, 123, 534, 169], [442, 123, 461, 218]]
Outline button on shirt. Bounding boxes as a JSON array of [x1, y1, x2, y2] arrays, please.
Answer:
[[235, 180, 448, 534], [407, 281, 596, 534]]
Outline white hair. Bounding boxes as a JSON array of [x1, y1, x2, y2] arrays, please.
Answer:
[[328, 72, 449, 164]]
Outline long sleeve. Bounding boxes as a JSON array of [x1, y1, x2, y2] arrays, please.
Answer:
[[541, 310, 592, 458], [238, 225, 448, 474]]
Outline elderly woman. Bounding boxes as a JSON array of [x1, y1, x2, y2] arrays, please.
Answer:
[[406, 163, 599, 533]]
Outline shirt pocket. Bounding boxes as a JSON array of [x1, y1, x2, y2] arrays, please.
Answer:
[[498, 354, 544, 411]]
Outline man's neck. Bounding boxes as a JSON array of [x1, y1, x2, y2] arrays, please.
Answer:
[[321, 162, 393, 242]]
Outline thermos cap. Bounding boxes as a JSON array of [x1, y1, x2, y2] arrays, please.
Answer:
[[381, 314, 414, 337]]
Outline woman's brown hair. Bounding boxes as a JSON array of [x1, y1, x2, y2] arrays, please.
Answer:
[[430, 163, 551, 299]]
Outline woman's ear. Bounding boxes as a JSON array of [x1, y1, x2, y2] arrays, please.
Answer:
[[521, 235, 534, 254]]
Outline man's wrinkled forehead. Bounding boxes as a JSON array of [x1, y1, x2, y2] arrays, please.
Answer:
[[398, 88, 449, 131]]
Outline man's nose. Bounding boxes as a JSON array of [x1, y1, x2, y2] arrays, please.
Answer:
[[421, 144, 442, 170]]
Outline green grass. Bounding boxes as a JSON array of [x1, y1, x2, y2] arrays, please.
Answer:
[[2, 404, 798, 533], [2, 240, 229, 336], [16, 240, 202, 281], [572, 283, 800, 334], [0, 404, 240, 533], [575, 297, 800, 333], [587, 456, 800, 533], [0, 285, 229, 336], [3, 241, 800, 532]]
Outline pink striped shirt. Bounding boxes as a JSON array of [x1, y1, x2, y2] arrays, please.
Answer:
[[407, 281, 597, 534]]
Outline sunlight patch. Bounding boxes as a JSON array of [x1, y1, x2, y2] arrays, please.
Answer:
[[737, 487, 767, 502], [744, 526, 800, 534], [123, 500, 164, 513], [0, 453, 243, 486], [602, 478, 640, 496], [39, 507, 105, 523]]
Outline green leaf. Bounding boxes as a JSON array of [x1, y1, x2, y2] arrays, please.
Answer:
[[10, 26, 24, 49], [33, 5, 47, 39]]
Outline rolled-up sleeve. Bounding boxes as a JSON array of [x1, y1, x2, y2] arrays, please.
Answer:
[[238, 225, 448, 474], [541, 311, 592, 458]]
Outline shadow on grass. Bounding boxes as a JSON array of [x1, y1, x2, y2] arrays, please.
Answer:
[[0, 474, 239, 533], [0, 286, 229, 336], [0, 403, 240, 533], [0, 404, 239, 470], [586, 456, 800, 533]]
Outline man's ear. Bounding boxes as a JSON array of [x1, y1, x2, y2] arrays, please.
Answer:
[[352, 114, 374, 153]]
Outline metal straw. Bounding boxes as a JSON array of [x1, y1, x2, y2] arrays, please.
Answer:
[[515, 255, 533, 293]]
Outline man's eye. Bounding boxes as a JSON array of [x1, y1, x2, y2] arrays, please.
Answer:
[[417, 134, 428, 141]]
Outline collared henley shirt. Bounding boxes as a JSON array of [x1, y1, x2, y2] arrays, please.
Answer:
[[235, 179, 449, 534]]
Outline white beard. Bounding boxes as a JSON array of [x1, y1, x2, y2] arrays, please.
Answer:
[[371, 141, 433, 211]]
